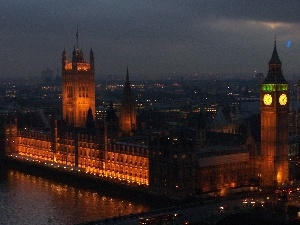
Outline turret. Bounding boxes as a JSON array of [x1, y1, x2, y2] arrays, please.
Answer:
[[72, 46, 77, 70], [78, 49, 84, 62], [89, 47, 94, 71], [62, 48, 67, 71]]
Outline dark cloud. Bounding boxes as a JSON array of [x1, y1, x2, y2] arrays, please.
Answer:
[[179, 1, 300, 23], [0, 1, 299, 79]]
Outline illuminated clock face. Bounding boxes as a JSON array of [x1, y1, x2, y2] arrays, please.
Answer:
[[263, 94, 272, 105], [279, 93, 287, 105]]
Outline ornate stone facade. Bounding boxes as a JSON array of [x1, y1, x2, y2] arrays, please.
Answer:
[[62, 47, 95, 128]]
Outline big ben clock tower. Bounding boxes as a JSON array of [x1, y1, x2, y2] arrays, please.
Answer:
[[260, 40, 289, 187]]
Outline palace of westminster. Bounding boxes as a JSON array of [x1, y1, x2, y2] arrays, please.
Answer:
[[0, 38, 298, 199]]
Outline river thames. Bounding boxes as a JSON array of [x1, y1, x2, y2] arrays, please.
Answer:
[[0, 166, 150, 225]]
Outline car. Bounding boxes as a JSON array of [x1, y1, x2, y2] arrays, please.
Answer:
[[218, 205, 229, 213], [242, 198, 257, 207]]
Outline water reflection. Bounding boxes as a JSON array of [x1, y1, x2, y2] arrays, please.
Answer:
[[0, 167, 149, 225]]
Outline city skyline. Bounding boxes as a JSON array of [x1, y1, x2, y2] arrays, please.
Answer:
[[1, 1, 300, 79]]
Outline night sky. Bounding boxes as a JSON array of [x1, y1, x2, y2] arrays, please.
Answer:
[[1, 0, 300, 79]]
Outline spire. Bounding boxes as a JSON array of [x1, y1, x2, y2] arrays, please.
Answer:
[[76, 24, 79, 50], [86, 107, 95, 135], [268, 36, 282, 65], [126, 66, 129, 83], [62, 48, 67, 70], [89, 47, 94, 57], [62, 48, 67, 60], [120, 67, 136, 136], [72, 45, 77, 62], [89, 47, 94, 71], [72, 45, 76, 56], [263, 39, 286, 84], [123, 67, 132, 99], [125, 67, 130, 91]]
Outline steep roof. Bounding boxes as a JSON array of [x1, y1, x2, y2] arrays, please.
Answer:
[[263, 41, 287, 84], [268, 41, 282, 65], [212, 107, 227, 125]]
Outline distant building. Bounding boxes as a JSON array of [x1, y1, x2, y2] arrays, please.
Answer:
[[41, 68, 54, 84]]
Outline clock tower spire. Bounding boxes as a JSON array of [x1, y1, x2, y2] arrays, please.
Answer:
[[260, 40, 289, 187]]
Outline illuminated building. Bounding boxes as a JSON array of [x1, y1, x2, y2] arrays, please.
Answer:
[[7, 56, 148, 187], [0, 114, 250, 198], [260, 40, 289, 187], [0, 38, 294, 199], [0, 69, 255, 198], [62, 47, 95, 128], [3, 119, 149, 187], [0, 118, 17, 157], [0, 41, 148, 189], [196, 144, 249, 194]]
